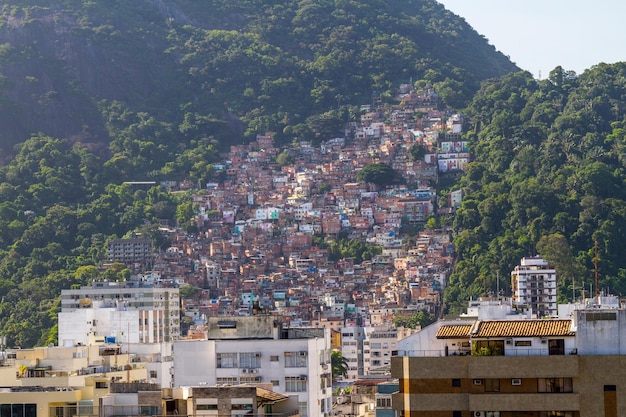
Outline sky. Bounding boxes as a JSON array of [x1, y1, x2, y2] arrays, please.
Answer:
[[438, 0, 626, 79]]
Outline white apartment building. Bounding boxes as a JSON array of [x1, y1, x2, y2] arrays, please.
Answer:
[[340, 326, 399, 381], [173, 316, 332, 417], [511, 256, 557, 318], [58, 281, 180, 346]]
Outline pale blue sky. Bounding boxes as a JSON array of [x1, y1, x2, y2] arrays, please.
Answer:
[[438, 0, 625, 78]]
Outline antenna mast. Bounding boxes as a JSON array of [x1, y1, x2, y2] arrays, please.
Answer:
[[594, 238, 599, 308]]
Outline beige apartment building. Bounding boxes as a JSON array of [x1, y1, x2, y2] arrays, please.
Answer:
[[392, 307, 626, 417]]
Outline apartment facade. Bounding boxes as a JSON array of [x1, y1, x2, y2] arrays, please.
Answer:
[[59, 282, 180, 345], [107, 238, 153, 263], [173, 316, 332, 417], [511, 257, 557, 318], [160, 385, 300, 417], [392, 308, 626, 417], [340, 326, 399, 381]]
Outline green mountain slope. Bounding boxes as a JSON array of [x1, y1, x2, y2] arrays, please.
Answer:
[[0, 0, 517, 162], [446, 64, 626, 313], [0, 0, 523, 348]]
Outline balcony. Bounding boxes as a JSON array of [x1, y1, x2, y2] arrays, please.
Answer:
[[469, 393, 579, 412], [391, 355, 579, 380]]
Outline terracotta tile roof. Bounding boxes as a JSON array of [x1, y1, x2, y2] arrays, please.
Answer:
[[471, 319, 574, 338], [436, 324, 472, 339]]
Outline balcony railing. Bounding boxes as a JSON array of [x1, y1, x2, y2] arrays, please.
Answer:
[[101, 413, 299, 417], [397, 348, 575, 357]]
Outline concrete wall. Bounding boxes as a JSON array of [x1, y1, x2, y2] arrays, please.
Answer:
[[393, 353, 626, 416], [575, 309, 626, 354]]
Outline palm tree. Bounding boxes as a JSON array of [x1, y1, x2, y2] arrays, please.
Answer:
[[331, 350, 348, 381]]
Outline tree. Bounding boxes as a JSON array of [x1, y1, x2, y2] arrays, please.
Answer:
[[179, 284, 200, 299], [356, 163, 398, 187], [408, 142, 427, 161], [275, 151, 293, 167], [316, 182, 331, 194], [536, 233, 586, 302], [393, 310, 435, 329], [331, 350, 348, 381]]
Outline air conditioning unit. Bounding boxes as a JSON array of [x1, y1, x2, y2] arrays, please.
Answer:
[[474, 412, 482, 417], [242, 369, 249, 374], [473, 379, 483, 386], [248, 368, 257, 374], [299, 351, 307, 356], [511, 378, 522, 386], [299, 375, 307, 381]]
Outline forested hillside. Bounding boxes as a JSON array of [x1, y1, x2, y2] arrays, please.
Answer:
[[0, 0, 516, 162], [445, 64, 626, 313], [0, 0, 518, 347]]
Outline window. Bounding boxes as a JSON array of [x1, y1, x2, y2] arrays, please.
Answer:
[[196, 405, 218, 411], [95, 381, 108, 389], [11, 406, 22, 417], [585, 312, 616, 321], [452, 412, 462, 417], [320, 374, 331, 389], [240, 376, 261, 383], [231, 404, 253, 411], [515, 340, 532, 347], [270, 355, 279, 362], [0, 404, 37, 417], [485, 378, 500, 392], [473, 340, 504, 355], [140, 406, 159, 415], [298, 402, 308, 417], [150, 370, 157, 378], [452, 379, 461, 387], [376, 398, 391, 408], [240, 352, 261, 368], [271, 380, 279, 386], [217, 352, 238, 368], [216, 377, 238, 384], [285, 351, 307, 367], [286, 376, 307, 392], [548, 339, 565, 356], [538, 378, 573, 393]]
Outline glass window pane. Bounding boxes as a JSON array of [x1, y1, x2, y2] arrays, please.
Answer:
[[12, 404, 24, 417], [24, 405, 36, 417]]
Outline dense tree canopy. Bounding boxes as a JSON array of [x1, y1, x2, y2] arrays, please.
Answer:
[[0, 135, 192, 347], [0, 0, 517, 160], [445, 63, 626, 313], [356, 163, 399, 187]]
